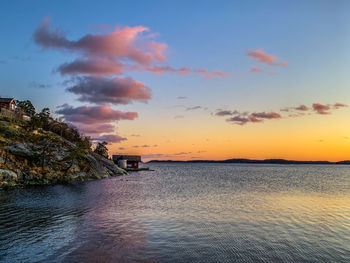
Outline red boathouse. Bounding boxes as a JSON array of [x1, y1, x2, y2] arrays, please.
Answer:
[[112, 155, 141, 169]]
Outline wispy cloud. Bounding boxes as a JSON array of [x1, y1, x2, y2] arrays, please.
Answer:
[[247, 48, 287, 67], [186, 106, 202, 111]]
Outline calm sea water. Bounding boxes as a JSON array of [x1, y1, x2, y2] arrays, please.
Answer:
[[0, 163, 350, 262]]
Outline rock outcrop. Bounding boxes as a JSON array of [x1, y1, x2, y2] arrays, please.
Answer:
[[0, 120, 127, 188]]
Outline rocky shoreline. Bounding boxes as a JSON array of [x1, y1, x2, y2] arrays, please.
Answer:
[[0, 119, 127, 189]]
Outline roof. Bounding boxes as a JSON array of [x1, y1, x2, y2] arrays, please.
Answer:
[[112, 155, 141, 162], [0, 98, 15, 104]]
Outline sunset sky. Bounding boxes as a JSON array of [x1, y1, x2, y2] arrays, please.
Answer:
[[1, 0, 350, 161]]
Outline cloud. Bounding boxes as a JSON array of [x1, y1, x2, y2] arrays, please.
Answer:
[[280, 62, 288, 67], [130, 134, 140, 137], [312, 103, 331, 115], [177, 96, 187, 100], [28, 81, 52, 89], [58, 58, 125, 76], [215, 110, 233, 116], [92, 134, 127, 143], [250, 112, 281, 119], [75, 123, 115, 135], [334, 103, 348, 109], [133, 144, 157, 148], [56, 104, 138, 124], [186, 106, 202, 111], [294, 105, 309, 111], [222, 102, 347, 125], [34, 18, 166, 65], [174, 115, 184, 119], [144, 65, 191, 76], [67, 76, 151, 105], [34, 18, 228, 78], [226, 116, 251, 125], [247, 49, 277, 65], [118, 147, 126, 150], [249, 66, 263, 73], [247, 48, 287, 67], [194, 69, 231, 79]]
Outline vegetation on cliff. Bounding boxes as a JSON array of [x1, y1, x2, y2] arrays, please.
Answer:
[[0, 102, 126, 188]]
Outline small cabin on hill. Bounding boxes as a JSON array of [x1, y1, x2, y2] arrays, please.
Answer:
[[0, 98, 16, 111], [112, 155, 141, 169]]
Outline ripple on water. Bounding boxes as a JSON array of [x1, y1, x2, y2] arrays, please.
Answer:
[[0, 163, 350, 262]]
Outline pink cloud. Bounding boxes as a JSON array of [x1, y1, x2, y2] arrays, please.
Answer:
[[247, 49, 277, 65], [34, 18, 229, 78], [247, 48, 287, 68], [294, 105, 309, 111], [194, 69, 231, 79], [58, 58, 125, 76], [334, 103, 348, 109], [34, 18, 166, 65], [75, 123, 115, 135], [312, 103, 331, 115], [67, 76, 151, 105], [249, 66, 263, 73], [142, 65, 191, 76], [56, 104, 138, 124]]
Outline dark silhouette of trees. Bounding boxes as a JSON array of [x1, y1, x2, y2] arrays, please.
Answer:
[[94, 141, 109, 158]]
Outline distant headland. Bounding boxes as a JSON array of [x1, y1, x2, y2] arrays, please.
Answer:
[[148, 158, 350, 165]]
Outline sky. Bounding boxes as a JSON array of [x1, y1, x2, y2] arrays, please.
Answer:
[[0, 0, 350, 161]]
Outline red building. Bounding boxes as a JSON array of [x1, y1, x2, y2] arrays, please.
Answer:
[[112, 155, 141, 169], [0, 98, 16, 110]]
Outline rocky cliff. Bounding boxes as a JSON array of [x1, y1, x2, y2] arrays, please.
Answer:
[[0, 119, 126, 188]]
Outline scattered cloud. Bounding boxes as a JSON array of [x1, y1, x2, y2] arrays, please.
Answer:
[[249, 66, 263, 73], [92, 134, 127, 143], [28, 81, 52, 89], [66, 76, 151, 105], [118, 147, 126, 150], [250, 112, 281, 119], [75, 123, 115, 135], [174, 115, 184, 119], [215, 110, 233, 116], [130, 134, 141, 137], [247, 48, 287, 67], [177, 96, 187, 100], [56, 104, 138, 125], [312, 103, 331, 115], [294, 105, 309, 111], [334, 103, 348, 109], [58, 58, 125, 76], [193, 69, 231, 79], [34, 17, 228, 78], [186, 106, 202, 111], [133, 144, 158, 148], [219, 102, 347, 125]]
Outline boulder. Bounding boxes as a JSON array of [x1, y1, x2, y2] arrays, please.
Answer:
[[0, 169, 18, 182], [5, 143, 34, 157]]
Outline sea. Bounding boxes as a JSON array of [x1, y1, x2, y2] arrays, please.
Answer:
[[0, 163, 350, 262]]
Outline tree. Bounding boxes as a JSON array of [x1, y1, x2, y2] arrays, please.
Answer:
[[27, 114, 42, 130], [94, 141, 109, 158], [39, 108, 52, 129], [17, 100, 36, 116]]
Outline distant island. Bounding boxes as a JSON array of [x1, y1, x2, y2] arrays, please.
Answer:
[[148, 158, 350, 165]]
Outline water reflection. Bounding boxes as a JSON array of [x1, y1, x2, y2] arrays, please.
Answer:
[[0, 164, 350, 262]]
